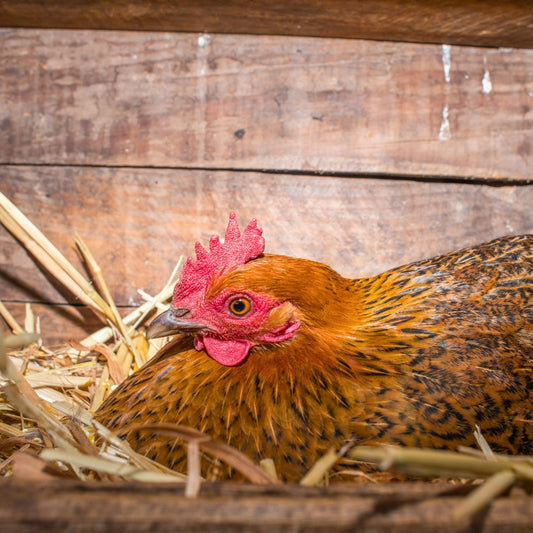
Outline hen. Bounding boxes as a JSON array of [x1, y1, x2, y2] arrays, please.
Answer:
[[96, 214, 532, 481]]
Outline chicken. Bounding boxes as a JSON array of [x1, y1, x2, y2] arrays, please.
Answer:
[[96, 214, 532, 482]]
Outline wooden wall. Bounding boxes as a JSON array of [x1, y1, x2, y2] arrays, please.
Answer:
[[1, 3, 532, 344]]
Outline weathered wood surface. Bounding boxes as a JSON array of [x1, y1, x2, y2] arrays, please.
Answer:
[[1, 0, 533, 49], [0, 479, 532, 532], [2, 165, 532, 295], [1, 29, 532, 181], [2, 166, 532, 344]]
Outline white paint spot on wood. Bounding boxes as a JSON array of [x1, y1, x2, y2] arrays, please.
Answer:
[[482, 57, 492, 94], [439, 104, 451, 141], [198, 34, 211, 48], [441, 44, 451, 83], [196, 34, 211, 162], [440, 45, 451, 141], [482, 69, 492, 94]]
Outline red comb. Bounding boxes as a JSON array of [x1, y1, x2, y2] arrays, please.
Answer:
[[173, 213, 265, 301]]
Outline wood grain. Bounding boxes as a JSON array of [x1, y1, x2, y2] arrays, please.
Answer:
[[0, 479, 531, 532], [1, 29, 532, 181], [2, 166, 532, 332], [1, 1, 533, 49]]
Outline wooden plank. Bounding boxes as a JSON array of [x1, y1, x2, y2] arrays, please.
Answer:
[[1, 1, 533, 49], [2, 165, 532, 312], [1, 29, 532, 181], [0, 479, 531, 532]]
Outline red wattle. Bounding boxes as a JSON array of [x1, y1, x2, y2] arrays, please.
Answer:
[[200, 336, 253, 366]]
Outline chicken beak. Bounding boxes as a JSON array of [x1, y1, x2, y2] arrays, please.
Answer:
[[145, 307, 206, 340]]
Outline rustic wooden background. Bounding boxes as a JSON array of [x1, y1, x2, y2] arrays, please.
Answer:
[[1, 2, 532, 345]]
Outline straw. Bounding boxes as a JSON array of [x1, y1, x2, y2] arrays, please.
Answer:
[[0, 299, 24, 334], [0, 193, 113, 321], [75, 233, 142, 367]]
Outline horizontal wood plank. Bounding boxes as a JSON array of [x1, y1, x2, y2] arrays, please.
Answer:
[[1, 29, 532, 181], [2, 165, 532, 342], [0, 479, 531, 532], [1, 1, 533, 49]]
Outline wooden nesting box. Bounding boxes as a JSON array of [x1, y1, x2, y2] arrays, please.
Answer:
[[0, 1, 532, 531]]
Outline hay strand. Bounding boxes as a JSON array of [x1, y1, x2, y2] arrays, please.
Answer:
[[348, 444, 533, 520], [0, 331, 77, 451], [348, 445, 533, 481], [0, 194, 112, 321], [75, 233, 142, 367], [4, 333, 41, 351], [300, 439, 356, 486], [40, 448, 184, 483], [131, 423, 280, 485], [0, 299, 24, 334], [453, 469, 517, 520]]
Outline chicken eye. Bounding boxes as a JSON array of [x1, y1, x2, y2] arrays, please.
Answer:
[[228, 297, 251, 316]]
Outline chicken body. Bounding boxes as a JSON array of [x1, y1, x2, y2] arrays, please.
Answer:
[[96, 226, 532, 482]]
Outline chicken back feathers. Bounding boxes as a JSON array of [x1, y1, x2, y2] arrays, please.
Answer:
[[96, 215, 532, 481]]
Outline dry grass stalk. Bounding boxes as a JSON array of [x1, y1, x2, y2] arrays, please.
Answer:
[[0, 299, 24, 335], [131, 423, 280, 485], [453, 469, 517, 520], [348, 444, 533, 520], [4, 333, 40, 350], [93, 420, 187, 478], [75, 233, 142, 368], [26, 373, 91, 389], [40, 448, 183, 483], [300, 447, 337, 486], [0, 193, 112, 320], [2, 348, 67, 430], [62, 266, 178, 361], [32, 388, 92, 425], [0, 421, 27, 439], [474, 424, 496, 460], [348, 445, 533, 481], [300, 439, 356, 486], [185, 440, 203, 497], [259, 458, 278, 480], [24, 303, 36, 334], [1, 334, 191, 483], [0, 331, 79, 454], [90, 365, 111, 412], [91, 344, 125, 385]]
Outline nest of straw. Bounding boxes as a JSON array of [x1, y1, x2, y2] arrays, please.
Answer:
[[0, 192, 531, 520]]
